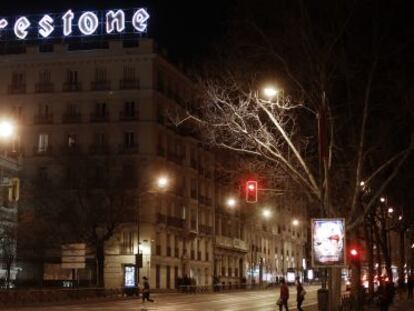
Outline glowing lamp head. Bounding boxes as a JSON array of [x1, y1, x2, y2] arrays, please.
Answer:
[[262, 208, 272, 219], [226, 197, 237, 208], [387, 207, 394, 214], [292, 219, 299, 226], [380, 197, 386, 203], [263, 86, 278, 99], [0, 120, 14, 139], [398, 215, 402, 221], [360, 181, 365, 187], [156, 176, 169, 189]]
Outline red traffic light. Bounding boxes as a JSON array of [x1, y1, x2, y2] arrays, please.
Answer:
[[350, 249, 358, 257], [246, 180, 258, 203]]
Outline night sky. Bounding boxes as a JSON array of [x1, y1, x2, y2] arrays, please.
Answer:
[[0, 0, 233, 63]]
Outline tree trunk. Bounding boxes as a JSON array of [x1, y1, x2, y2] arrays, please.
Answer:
[[350, 231, 363, 311], [6, 256, 12, 289], [364, 216, 375, 299], [96, 242, 105, 288], [398, 230, 405, 288], [329, 267, 342, 311]]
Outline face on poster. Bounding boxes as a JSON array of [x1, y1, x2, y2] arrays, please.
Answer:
[[312, 218, 346, 267]]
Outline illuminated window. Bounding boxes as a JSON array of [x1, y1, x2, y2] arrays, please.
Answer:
[[38, 133, 49, 152]]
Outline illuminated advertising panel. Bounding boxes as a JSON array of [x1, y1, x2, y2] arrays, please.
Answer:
[[0, 8, 149, 41], [311, 218, 346, 267]]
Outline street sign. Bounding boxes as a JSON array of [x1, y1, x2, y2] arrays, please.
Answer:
[[61, 243, 86, 269], [311, 218, 346, 267]]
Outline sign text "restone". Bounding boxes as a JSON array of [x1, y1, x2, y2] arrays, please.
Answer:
[[0, 8, 150, 40]]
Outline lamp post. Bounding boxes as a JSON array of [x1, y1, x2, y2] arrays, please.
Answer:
[[136, 174, 169, 289]]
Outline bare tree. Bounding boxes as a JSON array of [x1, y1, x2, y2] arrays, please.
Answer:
[[172, 0, 413, 309]]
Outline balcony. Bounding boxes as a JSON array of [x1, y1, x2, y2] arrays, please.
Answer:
[[89, 144, 111, 155], [91, 80, 111, 91], [167, 216, 185, 228], [63, 82, 82, 92], [60, 144, 82, 155], [34, 114, 53, 124], [32, 146, 53, 157], [35, 82, 54, 93], [90, 112, 109, 123], [120, 79, 139, 90], [118, 144, 139, 154], [199, 225, 213, 235], [8, 84, 26, 94], [215, 236, 248, 252], [62, 112, 82, 124], [156, 213, 167, 224], [119, 111, 139, 121], [167, 153, 184, 165]]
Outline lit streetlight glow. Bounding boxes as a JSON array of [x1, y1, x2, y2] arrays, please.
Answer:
[[226, 197, 237, 208], [262, 208, 272, 219], [380, 197, 386, 203], [292, 219, 299, 226], [156, 176, 169, 189], [0, 120, 14, 139], [360, 181, 365, 187], [263, 86, 278, 99], [398, 215, 402, 221], [387, 207, 394, 214]]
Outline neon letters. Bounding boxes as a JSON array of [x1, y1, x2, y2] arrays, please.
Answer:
[[0, 8, 149, 40]]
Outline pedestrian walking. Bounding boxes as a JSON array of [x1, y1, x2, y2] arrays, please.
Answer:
[[277, 278, 289, 311], [142, 276, 154, 303], [407, 274, 414, 299], [376, 279, 393, 311], [296, 277, 306, 311]]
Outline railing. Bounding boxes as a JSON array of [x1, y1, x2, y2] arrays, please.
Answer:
[[199, 225, 213, 235], [35, 83, 54, 93], [167, 216, 185, 228], [8, 84, 26, 94], [91, 80, 111, 91], [215, 236, 248, 252], [118, 144, 139, 154], [90, 112, 109, 123], [119, 111, 139, 121], [62, 113, 82, 123], [120, 79, 139, 90], [0, 288, 123, 307], [34, 114, 53, 124], [89, 144, 111, 155], [63, 82, 82, 92], [32, 146, 53, 156]]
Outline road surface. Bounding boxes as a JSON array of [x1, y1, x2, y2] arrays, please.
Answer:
[[4, 285, 320, 311]]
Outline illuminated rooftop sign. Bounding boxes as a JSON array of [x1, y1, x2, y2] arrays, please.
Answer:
[[0, 8, 149, 40]]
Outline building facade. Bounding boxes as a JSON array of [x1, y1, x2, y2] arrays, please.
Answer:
[[0, 39, 308, 289]]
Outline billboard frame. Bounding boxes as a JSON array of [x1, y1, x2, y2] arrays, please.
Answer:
[[311, 218, 346, 268]]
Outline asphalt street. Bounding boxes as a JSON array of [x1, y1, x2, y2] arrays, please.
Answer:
[[3, 285, 320, 311]]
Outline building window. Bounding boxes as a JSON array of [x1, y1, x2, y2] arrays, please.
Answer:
[[156, 233, 161, 256], [166, 266, 171, 289], [124, 131, 135, 147], [66, 70, 78, 84], [156, 265, 161, 289], [38, 103, 50, 116], [121, 231, 134, 255], [37, 166, 48, 181], [95, 67, 107, 82], [39, 70, 51, 83], [123, 66, 136, 81], [95, 102, 107, 116], [67, 133, 77, 147], [94, 132, 106, 146], [166, 234, 171, 257], [38, 133, 49, 152], [124, 101, 136, 117]]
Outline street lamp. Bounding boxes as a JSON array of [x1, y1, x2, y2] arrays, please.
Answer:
[[380, 197, 386, 203], [292, 219, 299, 226], [226, 197, 237, 208], [0, 120, 14, 139], [136, 174, 170, 288], [262, 86, 279, 99], [262, 208, 272, 219], [387, 207, 394, 214], [156, 175, 169, 190]]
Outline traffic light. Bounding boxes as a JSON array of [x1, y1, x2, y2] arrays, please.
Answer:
[[246, 180, 258, 203], [349, 247, 361, 265]]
